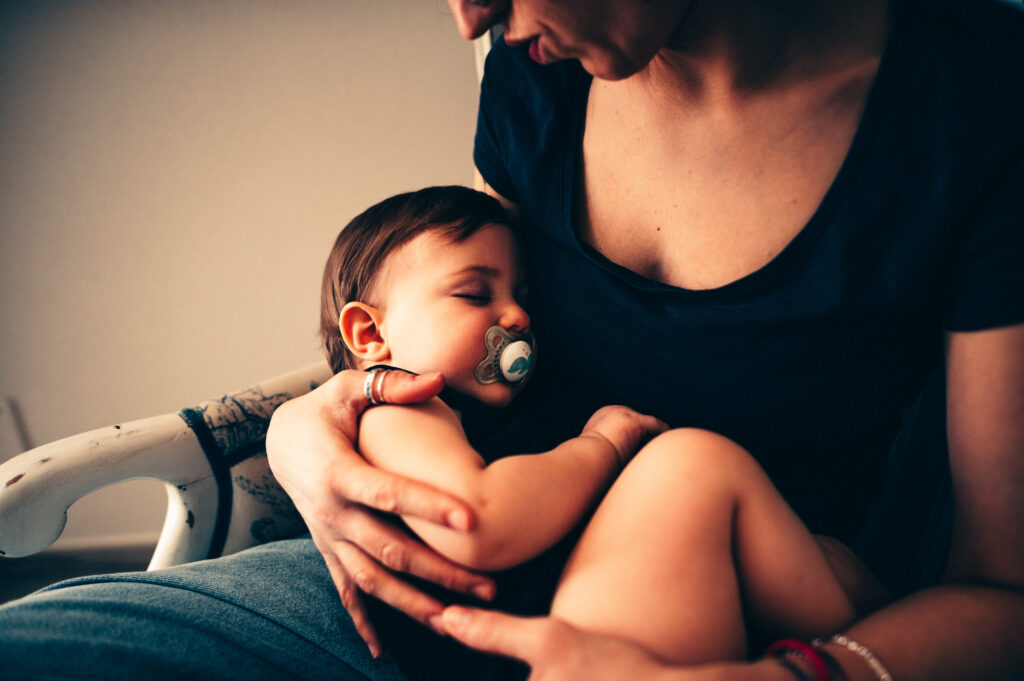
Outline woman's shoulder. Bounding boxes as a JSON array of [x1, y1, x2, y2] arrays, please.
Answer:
[[904, 0, 1024, 73], [915, 0, 1024, 34], [883, 0, 1023, 160]]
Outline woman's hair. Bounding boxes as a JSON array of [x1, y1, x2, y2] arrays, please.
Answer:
[[320, 185, 515, 374]]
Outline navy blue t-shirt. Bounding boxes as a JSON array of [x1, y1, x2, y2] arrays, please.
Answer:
[[474, 0, 1024, 540]]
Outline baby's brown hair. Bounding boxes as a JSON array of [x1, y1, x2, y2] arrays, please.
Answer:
[[320, 185, 515, 374]]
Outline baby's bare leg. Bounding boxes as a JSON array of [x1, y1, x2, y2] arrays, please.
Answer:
[[550, 428, 871, 665]]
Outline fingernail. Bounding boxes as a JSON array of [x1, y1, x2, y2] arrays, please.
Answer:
[[428, 614, 446, 635], [447, 508, 471, 531], [443, 606, 467, 629], [472, 583, 494, 601], [418, 371, 443, 386]]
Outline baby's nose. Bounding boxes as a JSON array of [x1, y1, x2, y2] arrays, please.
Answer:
[[499, 303, 530, 335]]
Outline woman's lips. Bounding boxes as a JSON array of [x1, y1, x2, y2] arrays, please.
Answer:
[[506, 35, 550, 65], [528, 37, 547, 64]]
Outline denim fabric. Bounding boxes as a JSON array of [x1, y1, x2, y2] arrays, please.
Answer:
[[0, 538, 409, 681]]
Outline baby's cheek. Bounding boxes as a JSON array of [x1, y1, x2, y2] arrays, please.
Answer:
[[442, 343, 481, 379]]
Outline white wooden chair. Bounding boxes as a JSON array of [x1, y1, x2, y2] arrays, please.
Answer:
[[0, 362, 331, 570]]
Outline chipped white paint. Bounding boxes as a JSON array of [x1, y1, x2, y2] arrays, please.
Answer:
[[0, 361, 330, 569], [0, 414, 212, 567]]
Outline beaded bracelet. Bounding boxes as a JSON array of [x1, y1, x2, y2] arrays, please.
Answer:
[[813, 635, 893, 681], [766, 640, 832, 681]]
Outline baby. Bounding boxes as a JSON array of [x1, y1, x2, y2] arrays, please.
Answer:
[[320, 185, 664, 572], [321, 185, 885, 676]]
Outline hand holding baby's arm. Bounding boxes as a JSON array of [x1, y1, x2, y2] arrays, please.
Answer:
[[266, 370, 491, 656]]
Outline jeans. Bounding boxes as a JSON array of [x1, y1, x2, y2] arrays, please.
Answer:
[[0, 538, 408, 681]]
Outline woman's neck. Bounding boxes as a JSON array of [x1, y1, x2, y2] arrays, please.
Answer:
[[637, 0, 890, 105]]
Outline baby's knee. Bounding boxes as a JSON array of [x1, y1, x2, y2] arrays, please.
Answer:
[[630, 428, 757, 483]]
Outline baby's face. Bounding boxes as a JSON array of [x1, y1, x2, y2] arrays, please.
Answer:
[[374, 223, 530, 407]]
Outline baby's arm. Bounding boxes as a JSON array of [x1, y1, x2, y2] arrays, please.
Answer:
[[358, 400, 665, 571]]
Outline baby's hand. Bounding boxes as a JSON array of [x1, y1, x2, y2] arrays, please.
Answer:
[[581, 406, 668, 467]]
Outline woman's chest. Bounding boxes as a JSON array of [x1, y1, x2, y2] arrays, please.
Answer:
[[576, 80, 867, 291]]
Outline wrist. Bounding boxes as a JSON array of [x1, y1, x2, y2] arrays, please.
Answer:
[[577, 430, 626, 469], [817, 642, 884, 681], [765, 636, 891, 681], [748, 657, 810, 681]]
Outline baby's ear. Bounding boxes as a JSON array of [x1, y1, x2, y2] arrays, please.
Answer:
[[339, 302, 390, 363]]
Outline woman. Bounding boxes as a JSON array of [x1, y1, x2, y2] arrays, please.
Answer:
[[266, 0, 1024, 679], [2, 1, 1020, 679]]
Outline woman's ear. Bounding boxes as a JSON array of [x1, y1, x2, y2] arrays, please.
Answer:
[[339, 302, 390, 363]]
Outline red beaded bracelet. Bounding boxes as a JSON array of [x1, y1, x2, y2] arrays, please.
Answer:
[[766, 640, 832, 681]]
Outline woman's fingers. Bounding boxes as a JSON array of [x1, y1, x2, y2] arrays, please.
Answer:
[[331, 455, 476, 530], [326, 369, 476, 529], [373, 370, 445, 406], [320, 507, 494, 646], [440, 607, 672, 681], [441, 606, 556, 661], [335, 540, 449, 633], [267, 368, 490, 651], [312, 509, 482, 656], [348, 513, 495, 600], [339, 368, 444, 412], [315, 536, 382, 657]]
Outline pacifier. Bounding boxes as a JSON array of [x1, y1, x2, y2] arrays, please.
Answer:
[[474, 326, 535, 385]]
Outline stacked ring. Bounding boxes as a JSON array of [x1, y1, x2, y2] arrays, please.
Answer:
[[364, 368, 388, 406]]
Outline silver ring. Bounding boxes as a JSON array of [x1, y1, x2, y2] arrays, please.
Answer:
[[374, 369, 387, 404], [364, 368, 388, 406]]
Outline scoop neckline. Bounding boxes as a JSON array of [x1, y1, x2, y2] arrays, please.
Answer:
[[558, 4, 907, 303]]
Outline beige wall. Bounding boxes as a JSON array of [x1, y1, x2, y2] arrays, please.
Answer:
[[0, 1, 479, 548]]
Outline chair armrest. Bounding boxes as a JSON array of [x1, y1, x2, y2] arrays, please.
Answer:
[[0, 361, 332, 570], [0, 414, 215, 566]]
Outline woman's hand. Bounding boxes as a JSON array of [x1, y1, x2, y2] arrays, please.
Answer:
[[265, 369, 496, 657], [581, 406, 669, 467], [440, 607, 789, 681], [440, 606, 673, 681]]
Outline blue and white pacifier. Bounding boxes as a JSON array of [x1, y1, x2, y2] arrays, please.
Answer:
[[475, 326, 535, 385]]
